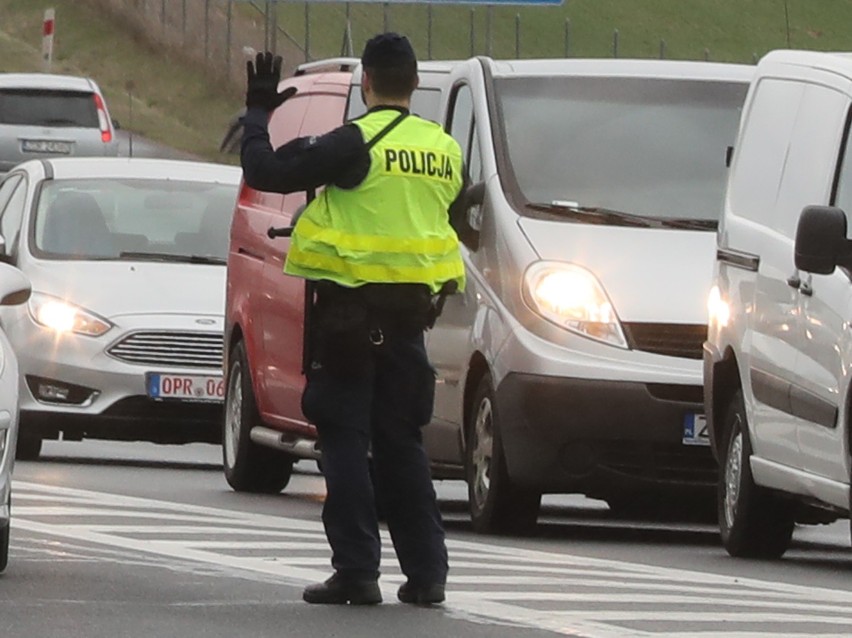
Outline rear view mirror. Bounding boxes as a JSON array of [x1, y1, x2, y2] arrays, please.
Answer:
[[0, 262, 31, 305], [794, 205, 852, 274]]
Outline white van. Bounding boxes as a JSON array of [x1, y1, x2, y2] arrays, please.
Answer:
[[427, 58, 752, 532], [705, 50, 852, 558]]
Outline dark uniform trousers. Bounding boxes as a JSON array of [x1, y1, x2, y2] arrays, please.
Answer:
[[301, 282, 449, 586]]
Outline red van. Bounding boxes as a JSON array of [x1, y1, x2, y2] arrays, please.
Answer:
[[223, 60, 456, 492]]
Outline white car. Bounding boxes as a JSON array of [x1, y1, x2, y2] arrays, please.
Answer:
[[705, 50, 852, 558], [0, 157, 241, 460], [0, 263, 32, 572], [0, 73, 119, 175]]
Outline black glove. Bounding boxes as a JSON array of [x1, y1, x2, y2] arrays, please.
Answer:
[[246, 51, 297, 112]]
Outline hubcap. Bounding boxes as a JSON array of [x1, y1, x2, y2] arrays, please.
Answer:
[[224, 364, 243, 469], [724, 418, 744, 529], [471, 396, 494, 510]]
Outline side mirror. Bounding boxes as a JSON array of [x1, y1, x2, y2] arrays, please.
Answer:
[[465, 181, 485, 232], [794, 205, 852, 274], [466, 181, 485, 208], [0, 262, 30, 306]]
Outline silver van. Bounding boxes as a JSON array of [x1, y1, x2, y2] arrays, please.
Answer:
[[0, 73, 118, 175], [425, 58, 753, 532]]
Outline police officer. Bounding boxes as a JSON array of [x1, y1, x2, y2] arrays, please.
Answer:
[[241, 33, 466, 606]]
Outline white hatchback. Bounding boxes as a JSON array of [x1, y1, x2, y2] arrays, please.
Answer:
[[0, 157, 240, 460], [0, 73, 119, 175]]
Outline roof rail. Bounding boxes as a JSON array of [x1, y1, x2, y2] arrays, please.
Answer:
[[294, 57, 360, 76]]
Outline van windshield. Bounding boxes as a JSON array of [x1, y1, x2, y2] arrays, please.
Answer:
[[495, 76, 748, 224]]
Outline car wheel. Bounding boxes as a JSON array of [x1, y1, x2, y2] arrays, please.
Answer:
[[465, 372, 540, 534], [718, 389, 794, 558], [15, 434, 42, 461], [223, 340, 294, 493]]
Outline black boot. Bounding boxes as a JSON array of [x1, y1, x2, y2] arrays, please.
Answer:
[[397, 581, 445, 605], [302, 573, 382, 605]]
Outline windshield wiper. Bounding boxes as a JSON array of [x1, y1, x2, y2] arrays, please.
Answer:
[[119, 251, 226, 265], [527, 202, 655, 228]]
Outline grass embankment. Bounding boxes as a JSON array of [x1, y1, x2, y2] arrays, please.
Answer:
[[271, 0, 852, 63], [0, 0, 241, 162], [1, 0, 851, 159]]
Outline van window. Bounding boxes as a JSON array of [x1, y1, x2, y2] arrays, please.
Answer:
[[346, 86, 443, 122], [728, 79, 805, 227], [448, 85, 474, 158], [469, 120, 483, 183], [775, 84, 848, 238], [495, 76, 748, 223], [833, 110, 852, 226], [0, 89, 99, 128]]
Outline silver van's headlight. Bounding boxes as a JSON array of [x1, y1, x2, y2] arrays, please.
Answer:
[[523, 261, 628, 348], [28, 292, 113, 337]]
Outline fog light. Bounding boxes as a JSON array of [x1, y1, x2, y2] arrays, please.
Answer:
[[26, 375, 97, 406], [39, 383, 70, 402], [0, 430, 6, 458]]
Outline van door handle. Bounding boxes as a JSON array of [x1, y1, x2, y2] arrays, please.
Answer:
[[800, 281, 813, 296], [238, 246, 264, 261], [786, 274, 801, 289]]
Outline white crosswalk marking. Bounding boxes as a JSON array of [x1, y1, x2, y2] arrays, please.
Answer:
[[11, 480, 852, 638]]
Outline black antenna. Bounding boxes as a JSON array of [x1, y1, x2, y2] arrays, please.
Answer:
[[784, 0, 792, 48]]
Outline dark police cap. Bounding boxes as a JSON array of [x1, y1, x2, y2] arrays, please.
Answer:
[[361, 32, 417, 68]]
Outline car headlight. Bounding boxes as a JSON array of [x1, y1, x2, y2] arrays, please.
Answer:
[[28, 292, 113, 337], [523, 261, 628, 348]]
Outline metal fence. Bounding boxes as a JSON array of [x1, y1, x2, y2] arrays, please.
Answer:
[[85, 0, 770, 89]]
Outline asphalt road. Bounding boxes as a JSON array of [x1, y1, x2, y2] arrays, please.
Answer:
[[115, 129, 204, 161], [3, 440, 852, 638]]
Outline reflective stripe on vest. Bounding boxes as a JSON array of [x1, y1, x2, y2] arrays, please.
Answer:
[[284, 110, 465, 293]]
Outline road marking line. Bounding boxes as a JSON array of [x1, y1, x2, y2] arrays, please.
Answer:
[[12, 480, 852, 638]]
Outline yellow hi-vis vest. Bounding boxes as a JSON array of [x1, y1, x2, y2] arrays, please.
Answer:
[[283, 110, 466, 294]]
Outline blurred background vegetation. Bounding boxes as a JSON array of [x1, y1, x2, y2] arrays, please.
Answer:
[[0, 0, 850, 160]]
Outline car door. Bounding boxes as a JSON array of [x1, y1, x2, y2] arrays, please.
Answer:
[[259, 88, 348, 430], [425, 81, 483, 465], [723, 78, 807, 469], [793, 87, 852, 484]]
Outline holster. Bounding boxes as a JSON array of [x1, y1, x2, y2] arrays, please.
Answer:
[[311, 282, 432, 378]]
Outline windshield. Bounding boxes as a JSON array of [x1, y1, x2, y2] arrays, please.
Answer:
[[0, 89, 99, 127], [347, 85, 443, 121], [495, 76, 748, 223], [33, 178, 238, 261]]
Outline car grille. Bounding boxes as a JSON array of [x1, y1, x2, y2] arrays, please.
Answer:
[[622, 323, 707, 360], [108, 331, 223, 369], [599, 442, 717, 485]]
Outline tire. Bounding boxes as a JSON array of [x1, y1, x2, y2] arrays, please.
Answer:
[[223, 340, 294, 493], [465, 372, 540, 534], [717, 390, 794, 558], [15, 434, 41, 461], [1, 493, 10, 573]]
